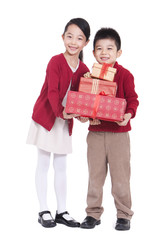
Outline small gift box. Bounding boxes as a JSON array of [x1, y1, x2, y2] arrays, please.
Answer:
[[79, 77, 117, 96], [66, 91, 126, 122], [91, 63, 117, 81]]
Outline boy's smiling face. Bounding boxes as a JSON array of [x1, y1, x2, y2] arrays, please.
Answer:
[[93, 38, 122, 65]]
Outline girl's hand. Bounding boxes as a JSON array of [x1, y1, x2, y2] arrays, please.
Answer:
[[83, 72, 91, 78], [77, 117, 89, 123], [116, 113, 132, 126], [89, 119, 101, 125], [63, 109, 79, 119]]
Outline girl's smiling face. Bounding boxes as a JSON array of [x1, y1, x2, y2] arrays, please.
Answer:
[[62, 24, 89, 57], [93, 38, 122, 65]]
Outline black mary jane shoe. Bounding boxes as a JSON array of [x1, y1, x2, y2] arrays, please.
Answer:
[[55, 211, 80, 227], [115, 218, 130, 231], [80, 216, 101, 229], [38, 210, 56, 228]]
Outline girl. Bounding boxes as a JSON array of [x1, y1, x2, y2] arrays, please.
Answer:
[[27, 18, 90, 228]]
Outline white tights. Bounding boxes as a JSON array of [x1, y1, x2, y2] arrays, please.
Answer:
[[35, 148, 69, 220]]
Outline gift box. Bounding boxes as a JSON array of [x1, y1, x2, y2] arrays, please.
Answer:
[[66, 91, 126, 122], [79, 77, 117, 96], [91, 63, 117, 81]]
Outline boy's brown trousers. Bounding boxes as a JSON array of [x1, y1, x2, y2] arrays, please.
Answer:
[[86, 131, 134, 220]]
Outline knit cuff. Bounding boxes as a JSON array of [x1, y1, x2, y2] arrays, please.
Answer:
[[126, 109, 134, 118], [58, 106, 65, 119]]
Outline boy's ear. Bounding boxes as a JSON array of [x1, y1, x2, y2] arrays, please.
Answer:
[[62, 34, 64, 40], [117, 49, 122, 58], [93, 50, 95, 57]]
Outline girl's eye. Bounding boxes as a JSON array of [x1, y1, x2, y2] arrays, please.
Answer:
[[78, 37, 83, 41], [108, 48, 112, 50], [97, 47, 102, 50]]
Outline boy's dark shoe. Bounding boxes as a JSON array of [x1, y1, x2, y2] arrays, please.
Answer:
[[115, 218, 130, 230], [55, 211, 80, 227], [80, 216, 101, 229], [38, 211, 56, 228]]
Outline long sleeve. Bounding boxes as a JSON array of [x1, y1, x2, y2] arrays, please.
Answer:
[[123, 73, 139, 118], [47, 58, 65, 118]]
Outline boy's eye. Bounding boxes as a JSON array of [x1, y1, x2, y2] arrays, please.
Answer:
[[78, 37, 83, 41], [97, 47, 102, 50], [108, 48, 112, 50]]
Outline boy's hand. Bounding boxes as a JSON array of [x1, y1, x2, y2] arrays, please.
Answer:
[[116, 113, 132, 126], [83, 72, 91, 78], [63, 109, 79, 119], [77, 117, 89, 123], [89, 119, 101, 125]]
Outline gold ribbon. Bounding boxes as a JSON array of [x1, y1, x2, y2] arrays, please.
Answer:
[[91, 79, 100, 94]]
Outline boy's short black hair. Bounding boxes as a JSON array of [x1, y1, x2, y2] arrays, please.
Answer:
[[93, 28, 121, 51]]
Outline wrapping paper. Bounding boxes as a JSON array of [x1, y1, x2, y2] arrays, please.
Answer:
[[66, 91, 126, 122], [79, 77, 117, 96], [91, 63, 117, 81]]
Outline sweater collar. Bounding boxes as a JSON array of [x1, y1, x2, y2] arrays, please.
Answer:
[[60, 53, 81, 75], [113, 61, 120, 73]]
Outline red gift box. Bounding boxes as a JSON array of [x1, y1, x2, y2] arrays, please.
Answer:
[[78, 77, 117, 97], [91, 63, 117, 81], [66, 91, 127, 122]]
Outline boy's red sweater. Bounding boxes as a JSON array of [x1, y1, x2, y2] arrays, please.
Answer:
[[88, 62, 139, 133]]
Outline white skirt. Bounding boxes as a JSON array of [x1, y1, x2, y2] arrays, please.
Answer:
[[26, 118, 72, 154], [26, 60, 80, 154]]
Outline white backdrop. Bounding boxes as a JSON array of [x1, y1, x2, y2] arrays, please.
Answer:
[[0, 0, 160, 239]]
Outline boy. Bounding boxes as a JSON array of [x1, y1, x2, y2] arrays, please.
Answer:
[[80, 28, 139, 230]]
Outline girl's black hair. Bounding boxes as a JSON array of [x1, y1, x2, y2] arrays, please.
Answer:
[[93, 28, 121, 51], [63, 18, 90, 61]]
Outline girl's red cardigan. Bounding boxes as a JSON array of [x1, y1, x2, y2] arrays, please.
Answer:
[[32, 53, 89, 136]]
